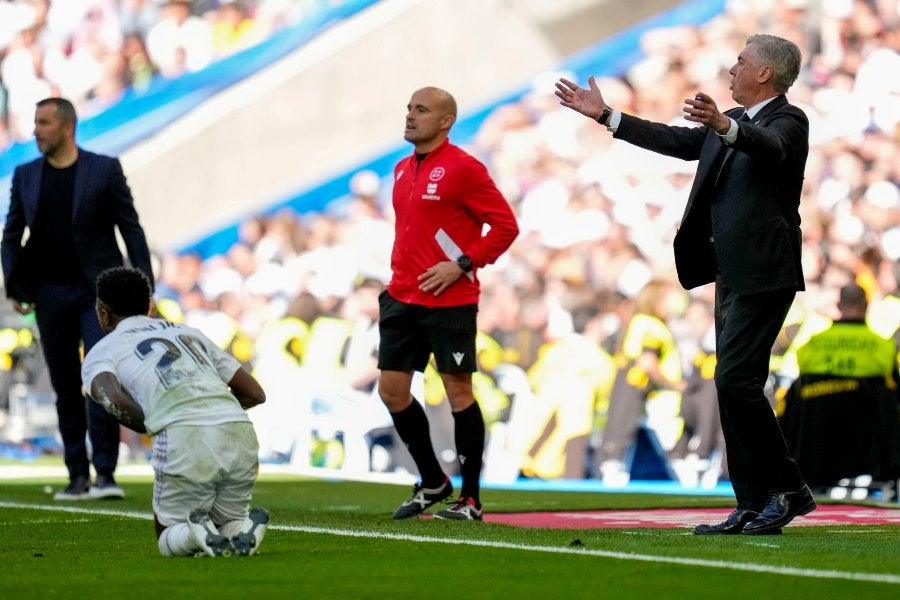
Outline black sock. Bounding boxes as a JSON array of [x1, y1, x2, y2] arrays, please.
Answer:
[[453, 401, 485, 503], [390, 399, 445, 488]]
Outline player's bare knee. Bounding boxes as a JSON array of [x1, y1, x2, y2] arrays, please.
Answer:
[[377, 383, 411, 412]]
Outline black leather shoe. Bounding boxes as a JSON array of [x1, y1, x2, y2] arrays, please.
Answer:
[[742, 484, 816, 535], [693, 508, 759, 535]]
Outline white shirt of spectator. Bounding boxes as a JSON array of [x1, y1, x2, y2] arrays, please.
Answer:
[[146, 8, 213, 77]]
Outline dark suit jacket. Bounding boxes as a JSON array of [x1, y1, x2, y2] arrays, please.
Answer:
[[614, 96, 808, 294], [1, 149, 154, 301]]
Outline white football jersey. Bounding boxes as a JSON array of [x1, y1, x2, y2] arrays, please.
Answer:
[[82, 315, 249, 435]]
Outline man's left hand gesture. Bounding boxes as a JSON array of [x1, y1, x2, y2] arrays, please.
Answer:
[[685, 92, 731, 134]]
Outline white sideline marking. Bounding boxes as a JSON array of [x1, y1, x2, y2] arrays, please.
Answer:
[[2, 501, 898, 585]]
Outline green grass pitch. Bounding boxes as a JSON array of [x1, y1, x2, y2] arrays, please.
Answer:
[[1, 475, 898, 599]]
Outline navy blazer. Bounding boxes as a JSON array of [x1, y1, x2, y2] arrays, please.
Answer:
[[614, 96, 808, 295], [1, 149, 154, 301]]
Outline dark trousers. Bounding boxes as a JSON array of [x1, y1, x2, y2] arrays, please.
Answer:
[[34, 282, 118, 481], [714, 276, 804, 510], [595, 370, 646, 464]]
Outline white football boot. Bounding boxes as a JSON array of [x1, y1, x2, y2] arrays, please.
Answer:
[[187, 510, 233, 557], [230, 507, 270, 556]]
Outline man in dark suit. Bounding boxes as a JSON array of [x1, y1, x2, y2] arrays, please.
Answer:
[[556, 34, 815, 535], [1, 97, 154, 500]]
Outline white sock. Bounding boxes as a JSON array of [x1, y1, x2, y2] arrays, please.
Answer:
[[158, 523, 197, 556]]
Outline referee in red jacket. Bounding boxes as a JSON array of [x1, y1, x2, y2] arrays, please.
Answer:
[[379, 86, 519, 521]]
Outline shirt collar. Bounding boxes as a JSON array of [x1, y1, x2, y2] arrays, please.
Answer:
[[745, 96, 779, 120]]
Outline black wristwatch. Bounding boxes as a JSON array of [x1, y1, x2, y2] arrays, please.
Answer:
[[597, 106, 612, 126], [456, 254, 473, 273]]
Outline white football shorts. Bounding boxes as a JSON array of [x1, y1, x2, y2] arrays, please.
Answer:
[[151, 421, 260, 527]]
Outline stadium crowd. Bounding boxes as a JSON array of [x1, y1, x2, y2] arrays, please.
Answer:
[[1, 0, 898, 488], [0, 0, 331, 151]]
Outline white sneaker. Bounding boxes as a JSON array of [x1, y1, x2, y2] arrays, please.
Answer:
[[392, 478, 453, 519], [88, 474, 125, 499], [53, 476, 91, 500], [187, 510, 233, 557], [434, 496, 483, 521], [230, 507, 269, 556], [599, 460, 630, 487]]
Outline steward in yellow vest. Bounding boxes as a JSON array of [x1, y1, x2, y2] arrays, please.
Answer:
[[781, 283, 900, 489]]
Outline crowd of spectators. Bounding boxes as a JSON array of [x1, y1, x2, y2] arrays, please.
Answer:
[[0, 0, 329, 151], [2, 0, 898, 483], [144, 0, 900, 483]]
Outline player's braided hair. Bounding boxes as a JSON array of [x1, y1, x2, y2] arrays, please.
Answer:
[[96, 267, 152, 318]]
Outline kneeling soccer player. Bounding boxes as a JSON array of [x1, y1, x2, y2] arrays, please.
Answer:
[[81, 266, 269, 557]]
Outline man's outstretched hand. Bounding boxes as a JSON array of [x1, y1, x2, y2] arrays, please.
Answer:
[[555, 75, 606, 121]]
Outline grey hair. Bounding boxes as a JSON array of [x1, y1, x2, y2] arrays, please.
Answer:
[[746, 34, 802, 93]]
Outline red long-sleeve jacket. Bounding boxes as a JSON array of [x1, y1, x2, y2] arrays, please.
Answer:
[[388, 139, 519, 307]]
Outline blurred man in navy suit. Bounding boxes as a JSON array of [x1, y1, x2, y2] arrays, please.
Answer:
[[1, 97, 154, 500]]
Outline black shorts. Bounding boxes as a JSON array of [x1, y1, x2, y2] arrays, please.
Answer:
[[377, 290, 478, 373]]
